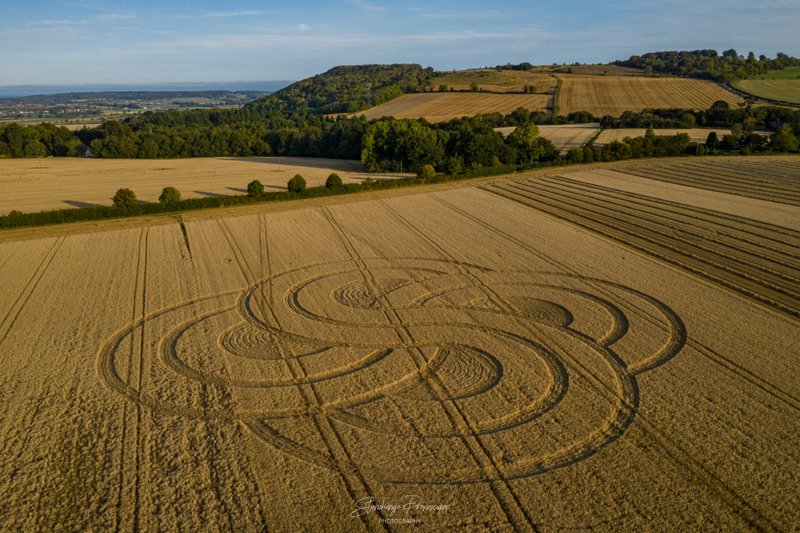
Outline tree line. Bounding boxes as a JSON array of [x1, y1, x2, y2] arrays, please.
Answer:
[[615, 50, 800, 82]]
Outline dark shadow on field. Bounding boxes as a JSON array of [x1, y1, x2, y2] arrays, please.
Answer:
[[348, 175, 399, 182], [221, 156, 366, 172], [264, 184, 286, 190], [226, 187, 247, 193], [194, 190, 231, 198], [63, 200, 103, 208]]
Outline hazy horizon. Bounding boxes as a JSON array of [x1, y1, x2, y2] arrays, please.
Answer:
[[2, 0, 798, 87]]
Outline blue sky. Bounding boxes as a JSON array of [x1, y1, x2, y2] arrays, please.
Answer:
[[1, 0, 798, 85]]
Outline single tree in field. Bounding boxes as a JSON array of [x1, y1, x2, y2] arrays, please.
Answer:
[[325, 173, 343, 189], [159, 186, 181, 205], [247, 180, 265, 197], [112, 188, 137, 208], [438, 84, 449, 92], [417, 164, 436, 181], [287, 174, 307, 193], [470, 81, 479, 92]]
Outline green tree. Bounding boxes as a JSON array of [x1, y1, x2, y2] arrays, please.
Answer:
[[566, 148, 584, 163], [287, 174, 307, 193], [507, 123, 546, 165], [159, 186, 181, 205], [470, 81, 479, 92], [247, 180, 265, 197], [112, 188, 137, 208], [772, 125, 799, 152], [438, 84, 449, 92], [705, 131, 719, 149], [325, 173, 343, 189], [417, 164, 436, 181]]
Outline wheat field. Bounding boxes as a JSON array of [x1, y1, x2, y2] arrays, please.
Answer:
[[356, 93, 552, 122], [0, 157, 397, 215], [557, 75, 743, 116], [0, 156, 798, 530]]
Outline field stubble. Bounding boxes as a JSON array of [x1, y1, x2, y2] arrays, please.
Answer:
[[0, 156, 396, 215], [0, 156, 797, 530], [557, 75, 743, 116]]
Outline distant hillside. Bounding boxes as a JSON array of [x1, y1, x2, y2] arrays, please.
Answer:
[[247, 64, 434, 114]]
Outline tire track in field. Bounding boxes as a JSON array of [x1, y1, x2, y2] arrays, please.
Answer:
[[614, 166, 800, 206], [217, 218, 387, 532], [379, 200, 659, 480], [647, 163, 800, 197], [323, 206, 539, 531], [515, 179, 799, 283], [621, 163, 800, 197], [433, 194, 799, 411], [676, 160, 800, 186], [548, 175, 800, 259], [115, 228, 144, 533], [622, 166, 800, 203], [430, 194, 786, 530], [485, 180, 800, 318], [505, 179, 800, 296], [0, 237, 65, 350], [132, 228, 149, 533]]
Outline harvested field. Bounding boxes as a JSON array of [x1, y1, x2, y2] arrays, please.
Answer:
[[430, 69, 557, 93], [554, 64, 645, 76], [733, 79, 800, 104], [613, 158, 800, 206], [0, 157, 398, 215], [355, 92, 551, 122], [0, 156, 798, 530], [594, 127, 772, 145], [557, 75, 743, 116], [496, 124, 600, 153]]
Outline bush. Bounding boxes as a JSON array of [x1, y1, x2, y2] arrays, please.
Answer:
[[159, 186, 181, 205], [247, 180, 265, 197], [325, 173, 343, 189], [287, 174, 307, 193], [112, 188, 137, 208], [417, 164, 436, 181]]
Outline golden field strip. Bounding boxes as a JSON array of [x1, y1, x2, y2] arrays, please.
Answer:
[[556, 75, 743, 116], [0, 156, 798, 530], [495, 124, 600, 153], [495, 126, 753, 153], [0, 157, 401, 215], [593, 127, 772, 145], [355, 92, 552, 122], [429, 69, 557, 93]]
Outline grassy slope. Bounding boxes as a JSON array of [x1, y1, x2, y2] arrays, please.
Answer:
[[732, 67, 800, 104], [733, 79, 800, 104], [754, 66, 800, 79]]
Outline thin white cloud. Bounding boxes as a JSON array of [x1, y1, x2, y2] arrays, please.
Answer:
[[201, 10, 264, 18], [296, 23, 311, 31], [95, 13, 138, 22], [345, 0, 387, 11]]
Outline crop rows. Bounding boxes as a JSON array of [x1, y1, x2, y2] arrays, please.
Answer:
[[616, 159, 800, 206], [483, 175, 800, 317], [557, 75, 743, 116], [357, 93, 552, 122]]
